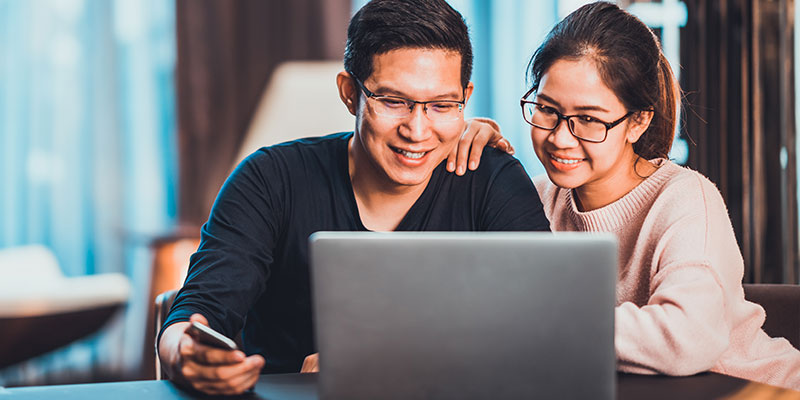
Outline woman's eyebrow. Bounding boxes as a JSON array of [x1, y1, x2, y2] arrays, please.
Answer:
[[534, 93, 561, 107], [574, 104, 611, 113], [536, 92, 611, 113]]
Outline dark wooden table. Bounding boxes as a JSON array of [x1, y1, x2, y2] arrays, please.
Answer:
[[3, 371, 798, 399]]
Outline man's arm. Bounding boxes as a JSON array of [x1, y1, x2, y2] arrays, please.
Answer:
[[159, 150, 287, 393]]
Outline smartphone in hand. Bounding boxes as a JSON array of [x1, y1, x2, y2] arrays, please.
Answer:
[[186, 321, 239, 351]]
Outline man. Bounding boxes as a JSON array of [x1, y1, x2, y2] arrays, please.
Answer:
[[158, 0, 550, 395]]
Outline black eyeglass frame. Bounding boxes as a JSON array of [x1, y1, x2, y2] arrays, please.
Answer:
[[520, 87, 634, 143], [352, 77, 466, 119]]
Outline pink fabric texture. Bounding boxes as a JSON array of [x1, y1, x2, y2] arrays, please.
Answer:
[[534, 159, 800, 389]]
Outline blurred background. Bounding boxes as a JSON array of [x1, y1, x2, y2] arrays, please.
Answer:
[[0, 0, 797, 387]]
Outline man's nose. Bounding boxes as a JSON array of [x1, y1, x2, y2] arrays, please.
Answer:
[[400, 103, 433, 142]]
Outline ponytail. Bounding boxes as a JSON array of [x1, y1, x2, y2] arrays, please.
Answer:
[[633, 53, 680, 160]]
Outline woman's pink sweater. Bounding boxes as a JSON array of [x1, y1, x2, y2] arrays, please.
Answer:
[[534, 159, 800, 389]]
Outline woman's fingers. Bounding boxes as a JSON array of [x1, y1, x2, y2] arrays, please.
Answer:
[[456, 123, 477, 175], [453, 118, 509, 176]]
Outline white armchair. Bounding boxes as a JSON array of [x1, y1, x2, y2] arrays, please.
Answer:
[[0, 245, 131, 370]]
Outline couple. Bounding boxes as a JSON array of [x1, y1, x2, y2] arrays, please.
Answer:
[[158, 0, 800, 395]]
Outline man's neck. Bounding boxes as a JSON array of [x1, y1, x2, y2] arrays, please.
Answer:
[[348, 137, 431, 231]]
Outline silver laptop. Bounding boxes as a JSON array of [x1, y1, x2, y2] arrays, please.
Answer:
[[310, 232, 617, 399]]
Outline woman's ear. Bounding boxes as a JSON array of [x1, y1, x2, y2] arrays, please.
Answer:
[[626, 110, 654, 144], [336, 71, 359, 116]]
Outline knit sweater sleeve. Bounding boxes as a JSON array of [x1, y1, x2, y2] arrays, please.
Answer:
[[616, 265, 730, 375], [615, 172, 736, 376]]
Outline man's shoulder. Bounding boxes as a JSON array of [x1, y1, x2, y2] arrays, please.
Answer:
[[430, 147, 547, 231], [242, 132, 351, 168], [480, 146, 519, 163], [256, 131, 351, 156], [433, 147, 535, 196], [224, 132, 351, 192], [470, 147, 528, 179]]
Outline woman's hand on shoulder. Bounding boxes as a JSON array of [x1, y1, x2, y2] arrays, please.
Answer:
[[447, 118, 514, 176]]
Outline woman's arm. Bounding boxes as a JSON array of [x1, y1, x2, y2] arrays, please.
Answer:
[[615, 174, 743, 376], [615, 263, 731, 376]]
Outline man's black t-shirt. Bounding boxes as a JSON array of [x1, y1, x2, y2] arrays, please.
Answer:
[[163, 132, 550, 373]]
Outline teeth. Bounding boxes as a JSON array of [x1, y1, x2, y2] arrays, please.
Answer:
[[551, 155, 582, 164], [395, 148, 426, 159]]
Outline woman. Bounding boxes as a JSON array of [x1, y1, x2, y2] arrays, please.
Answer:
[[456, 1, 800, 389]]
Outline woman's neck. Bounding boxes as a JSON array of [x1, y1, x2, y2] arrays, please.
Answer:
[[573, 156, 658, 212]]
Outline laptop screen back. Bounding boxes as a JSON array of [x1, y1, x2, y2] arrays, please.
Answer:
[[310, 232, 617, 400]]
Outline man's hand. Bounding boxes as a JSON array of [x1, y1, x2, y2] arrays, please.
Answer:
[[158, 313, 265, 395], [447, 117, 514, 176], [300, 353, 319, 373]]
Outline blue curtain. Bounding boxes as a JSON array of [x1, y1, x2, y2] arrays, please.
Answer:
[[0, 0, 176, 384]]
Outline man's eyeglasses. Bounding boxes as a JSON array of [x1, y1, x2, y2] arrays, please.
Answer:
[[353, 77, 466, 122], [519, 87, 633, 143]]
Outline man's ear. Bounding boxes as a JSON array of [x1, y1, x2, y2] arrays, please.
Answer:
[[463, 82, 475, 105], [626, 110, 654, 144], [336, 71, 359, 116]]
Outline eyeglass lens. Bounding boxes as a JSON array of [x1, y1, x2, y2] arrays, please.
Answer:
[[523, 103, 607, 142], [369, 97, 463, 121]]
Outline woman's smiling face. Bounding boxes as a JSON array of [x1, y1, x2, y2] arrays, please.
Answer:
[[530, 57, 651, 209]]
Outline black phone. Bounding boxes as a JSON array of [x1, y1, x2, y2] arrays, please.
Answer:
[[186, 321, 239, 351]]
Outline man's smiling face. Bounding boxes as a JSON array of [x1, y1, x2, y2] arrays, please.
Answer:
[[350, 47, 473, 189]]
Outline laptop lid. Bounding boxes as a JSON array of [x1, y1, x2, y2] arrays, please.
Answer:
[[310, 232, 617, 400]]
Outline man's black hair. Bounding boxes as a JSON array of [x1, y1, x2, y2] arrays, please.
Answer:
[[344, 0, 473, 88]]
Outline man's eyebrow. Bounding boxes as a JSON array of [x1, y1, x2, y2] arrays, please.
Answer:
[[370, 85, 463, 100], [536, 93, 611, 113]]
